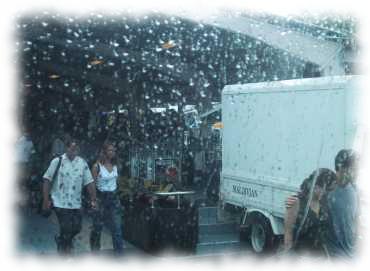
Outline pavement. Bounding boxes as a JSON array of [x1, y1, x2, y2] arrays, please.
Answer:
[[17, 207, 147, 258], [16, 190, 253, 261]]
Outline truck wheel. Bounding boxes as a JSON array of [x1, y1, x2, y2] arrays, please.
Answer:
[[250, 214, 274, 254]]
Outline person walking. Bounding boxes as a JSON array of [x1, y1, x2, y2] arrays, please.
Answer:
[[285, 149, 360, 259], [89, 141, 124, 255], [42, 137, 97, 255], [284, 168, 336, 255], [324, 149, 359, 258]]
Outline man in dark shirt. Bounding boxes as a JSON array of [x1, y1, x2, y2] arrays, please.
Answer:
[[324, 149, 359, 258]]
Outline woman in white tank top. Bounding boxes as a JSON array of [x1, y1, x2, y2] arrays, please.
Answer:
[[95, 161, 118, 192], [89, 141, 123, 255]]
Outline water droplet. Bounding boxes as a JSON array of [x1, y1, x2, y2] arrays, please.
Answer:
[[84, 85, 92, 92]]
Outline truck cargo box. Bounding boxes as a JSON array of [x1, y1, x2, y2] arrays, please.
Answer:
[[220, 76, 362, 238]]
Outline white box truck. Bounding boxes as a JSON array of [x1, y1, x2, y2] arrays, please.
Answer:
[[220, 75, 363, 253]]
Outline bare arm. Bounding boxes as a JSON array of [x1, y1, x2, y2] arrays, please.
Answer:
[[86, 182, 97, 203], [86, 163, 98, 208], [42, 179, 52, 210], [91, 163, 99, 182]]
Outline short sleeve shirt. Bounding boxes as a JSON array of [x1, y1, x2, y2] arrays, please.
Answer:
[[325, 184, 359, 257], [43, 154, 93, 209]]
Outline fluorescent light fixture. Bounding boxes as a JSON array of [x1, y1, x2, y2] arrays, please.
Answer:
[[150, 107, 166, 113]]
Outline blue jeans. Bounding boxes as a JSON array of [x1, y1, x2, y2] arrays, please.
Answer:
[[90, 191, 123, 254]]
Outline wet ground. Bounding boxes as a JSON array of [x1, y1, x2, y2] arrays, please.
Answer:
[[17, 207, 147, 258], [16, 189, 252, 261]]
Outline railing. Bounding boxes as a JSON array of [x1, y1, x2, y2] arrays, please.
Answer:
[[151, 191, 195, 209]]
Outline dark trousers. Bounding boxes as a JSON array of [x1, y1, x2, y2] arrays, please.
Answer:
[[54, 207, 82, 254], [90, 191, 123, 254]]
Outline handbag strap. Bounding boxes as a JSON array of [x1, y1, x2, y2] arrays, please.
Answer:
[[51, 156, 63, 183]]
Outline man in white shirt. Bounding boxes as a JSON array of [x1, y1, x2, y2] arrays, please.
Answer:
[[16, 131, 35, 163], [42, 138, 97, 255]]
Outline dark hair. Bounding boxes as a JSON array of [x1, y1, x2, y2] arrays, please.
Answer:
[[335, 149, 358, 171], [299, 168, 337, 199], [65, 137, 79, 148], [98, 141, 117, 165]]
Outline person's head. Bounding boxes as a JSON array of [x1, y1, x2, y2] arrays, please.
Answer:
[[335, 149, 358, 186], [21, 126, 30, 138], [99, 141, 117, 164], [166, 167, 177, 183], [299, 168, 337, 201], [65, 138, 80, 160]]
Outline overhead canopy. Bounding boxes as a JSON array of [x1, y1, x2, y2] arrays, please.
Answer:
[[17, 11, 357, 142]]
